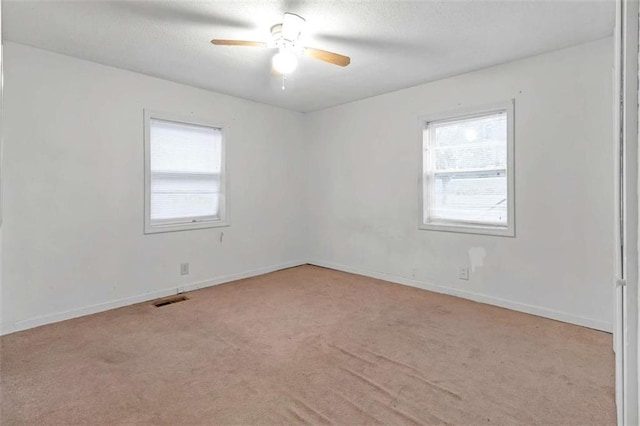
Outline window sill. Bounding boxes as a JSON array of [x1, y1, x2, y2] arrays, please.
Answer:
[[419, 222, 514, 237], [144, 220, 229, 234]]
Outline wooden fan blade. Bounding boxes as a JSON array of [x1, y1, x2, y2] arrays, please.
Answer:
[[211, 39, 267, 47], [303, 47, 350, 67]]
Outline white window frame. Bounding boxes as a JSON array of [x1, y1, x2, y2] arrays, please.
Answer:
[[144, 109, 229, 234], [419, 100, 515, 237]]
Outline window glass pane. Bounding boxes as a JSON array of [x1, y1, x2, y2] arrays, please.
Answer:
[[150, 173, 220, 221], [431, 170, 507, 224], [149, 118, 222, 223], [151, 193, 219, 221], [425, 110, 508, 227], [150, 119, 222, 174], [432, 113, 506, 171]]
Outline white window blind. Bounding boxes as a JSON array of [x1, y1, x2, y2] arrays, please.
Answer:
[[421, 104, 514, 236], [149, 118, 223, 227]]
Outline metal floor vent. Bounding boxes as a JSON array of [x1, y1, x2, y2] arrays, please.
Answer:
[[153, 295, 188, 307]]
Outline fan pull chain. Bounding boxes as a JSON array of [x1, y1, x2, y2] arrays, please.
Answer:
[[281, 74, 286, 90]]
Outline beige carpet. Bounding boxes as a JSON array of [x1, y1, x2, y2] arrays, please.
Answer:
[[0, 265, 615, 425]]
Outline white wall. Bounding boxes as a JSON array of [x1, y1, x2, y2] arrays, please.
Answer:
[[305, 38, 614, 332], [0, 42, 307, 334], [1, 38, 615, 335]]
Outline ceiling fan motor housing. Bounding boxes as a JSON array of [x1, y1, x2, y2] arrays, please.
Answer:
[[270, 25, 294, 52], [271, 13, 306, 52]]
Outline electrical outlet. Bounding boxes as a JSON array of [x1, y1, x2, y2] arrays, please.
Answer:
[[459, 266, 469, 280], [180, 263, 189, 276]]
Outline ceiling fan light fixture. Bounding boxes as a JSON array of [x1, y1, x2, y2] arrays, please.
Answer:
[[272, 49, 298, 74], [211, 12, 351, 78]]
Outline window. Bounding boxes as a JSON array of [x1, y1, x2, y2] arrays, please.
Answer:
[[420, 101, 514, 236], [144, 110, 227, 234]]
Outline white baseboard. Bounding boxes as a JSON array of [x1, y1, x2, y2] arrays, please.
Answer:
[[308, 259, 613, 333], [0, 260, 307, 336]]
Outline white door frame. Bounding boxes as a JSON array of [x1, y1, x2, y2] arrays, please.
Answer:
[[615, 1, 639, 425]]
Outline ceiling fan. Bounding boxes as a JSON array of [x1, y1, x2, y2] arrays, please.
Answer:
[[211, 12, 351, 77]]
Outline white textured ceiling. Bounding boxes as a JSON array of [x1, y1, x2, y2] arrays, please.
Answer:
[[4, 0, 614, 112]]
